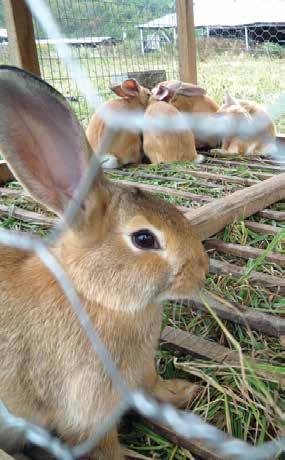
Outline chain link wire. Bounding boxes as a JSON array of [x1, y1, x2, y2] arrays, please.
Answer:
[[0, 1, 284, 459]]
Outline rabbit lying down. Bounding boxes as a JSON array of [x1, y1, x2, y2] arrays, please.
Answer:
[[143, 84, 205, 164], [217, 93, 277, 157], [152, 79, 220, 149], [86, 79, 150, 170], [0, 66, 208, 459]]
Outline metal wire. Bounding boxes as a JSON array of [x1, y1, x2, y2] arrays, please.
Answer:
[[0, 1, 284, 459]]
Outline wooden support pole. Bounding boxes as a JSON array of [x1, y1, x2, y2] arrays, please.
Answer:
[[187, 173, 285, 241], [3, 0, 41, 76], [176, 0, 197, 84]]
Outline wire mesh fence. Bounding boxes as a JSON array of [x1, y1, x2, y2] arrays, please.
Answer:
[[33, 0, 178, 127], [26, 0, 285, 133], [0, 0, 284, 459], [195, 17, 285, 134]]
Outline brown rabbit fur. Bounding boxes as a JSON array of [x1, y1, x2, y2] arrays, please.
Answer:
[[86, 79, 150, 168], [218, 93, 277, 156], [153, 80, 220, 149], [143, 84, 201, 164], [0, 67, 208, 459]]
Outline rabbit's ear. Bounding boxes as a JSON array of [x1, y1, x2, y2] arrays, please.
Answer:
[[121, 79, 140, 96], [110, 84, 127, 98], [110, 79, 140, 98], [177, 84, 207, 97], [0, 65, 98, 216], [223, 92, 239, 106], [153, 84, 171, 101]]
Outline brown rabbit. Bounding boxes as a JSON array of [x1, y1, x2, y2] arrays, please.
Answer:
[[143, 84, 204, 164], [154, 80, 220, 149], [86, 79, 150, 169], [0, 66, 208, 459], [218, 93, 277, 156]]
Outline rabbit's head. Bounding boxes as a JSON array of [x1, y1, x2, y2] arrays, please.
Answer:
[[218, 93, 251, 121], [110, 78, 150, 108], [0, 66, 208, 313]]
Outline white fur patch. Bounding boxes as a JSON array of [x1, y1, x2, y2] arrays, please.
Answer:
[[193, 154, 205, 164], [99, 154, 119, 169]]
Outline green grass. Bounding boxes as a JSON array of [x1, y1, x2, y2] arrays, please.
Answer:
[[0, 160, 284, 459]]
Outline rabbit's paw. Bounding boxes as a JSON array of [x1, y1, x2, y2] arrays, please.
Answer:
[[152, 378, 199, 409]]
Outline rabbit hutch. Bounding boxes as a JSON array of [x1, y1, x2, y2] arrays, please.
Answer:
[[0, 0, 284, 459]]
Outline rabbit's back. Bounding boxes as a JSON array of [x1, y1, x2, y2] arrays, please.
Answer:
[[144, 101, 197, 163], [86, 99, 142, 166]]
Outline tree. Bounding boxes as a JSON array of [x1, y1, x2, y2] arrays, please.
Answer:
[[0, 1, 175, 39]]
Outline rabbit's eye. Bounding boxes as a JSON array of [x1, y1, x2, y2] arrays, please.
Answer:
[[131, 229, 160, 250]]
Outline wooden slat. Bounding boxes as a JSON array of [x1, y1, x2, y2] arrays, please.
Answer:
[[209, 258, 285, 294], [204, 158, 285, 173], [175, 0, 197, 84], [244, 221, 284, 235], [187, 173, 285, 240], [179, 168, 259, 186], [161, 326, 285, 384], [136, 417, 225, 460], [205, 239, 285, 266], [3, 0, 41, 76], [112, 179, 212, 202], [198, 163, 274, 180], [186, 291, 285, 337], [0, 203, 54, 226], [109, 170, 221, 189], [258, 209, 285, 221]]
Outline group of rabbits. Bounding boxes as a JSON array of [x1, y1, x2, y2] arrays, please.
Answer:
[[86, 78, 277, 168]]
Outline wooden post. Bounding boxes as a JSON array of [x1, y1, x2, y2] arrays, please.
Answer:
[[3, 0, 41, 76], [176, 0, 197, 84], [139, 28, 145, 56], [244, 26, 249, 51]]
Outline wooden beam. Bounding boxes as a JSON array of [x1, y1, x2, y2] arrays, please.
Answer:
[[0, 203, 54, 226], [110, 169, 221, 189], [187, 173, 285, 240], [136, 417, 225, 460], [161, 326, 285, 384], [186, 291, 285, 337], [179, 168, 260, 186], [176, 0, 197, 84], [205, 239, 285, 267], [209, 258, 285, 294], [204, 157, 285, 173], [3, 0, 41, 76], [244, 221, 283, 236], [112, 179, 212, 202]]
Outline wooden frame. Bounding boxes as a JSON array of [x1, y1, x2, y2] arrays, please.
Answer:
[[176, 0, 197, 84], [3, 0, 41, 76]]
